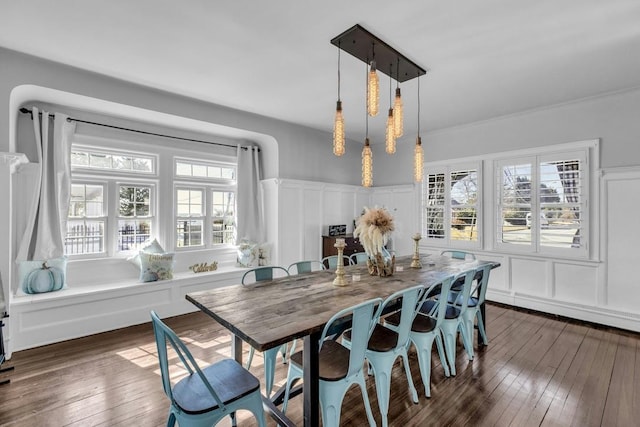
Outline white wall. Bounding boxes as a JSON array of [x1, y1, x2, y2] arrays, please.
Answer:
[[376, 88, 640, 185]]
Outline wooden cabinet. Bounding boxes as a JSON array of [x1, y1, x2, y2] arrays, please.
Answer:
[[322, 234, 364, 258]]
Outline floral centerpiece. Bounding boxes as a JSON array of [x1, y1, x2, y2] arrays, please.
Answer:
[[353, 206, 396, 276]]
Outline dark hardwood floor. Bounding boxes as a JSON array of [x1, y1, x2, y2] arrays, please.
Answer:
[[1, 303, 639, 426]]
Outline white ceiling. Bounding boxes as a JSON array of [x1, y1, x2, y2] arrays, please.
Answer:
[[2, 1, 640, 143]]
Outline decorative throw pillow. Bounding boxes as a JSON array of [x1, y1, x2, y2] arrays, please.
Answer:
[[19, 256, 68, 294], [139, 252, 175, 282], [127, 239, 165, 269]]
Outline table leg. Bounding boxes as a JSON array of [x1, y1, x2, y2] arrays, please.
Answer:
[[232, 334, 243, 364], [303, 331, 321, 427]]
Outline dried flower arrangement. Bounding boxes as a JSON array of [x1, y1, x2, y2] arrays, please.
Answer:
[[354, 206, 396, 276], [354, 206, 395, 257]]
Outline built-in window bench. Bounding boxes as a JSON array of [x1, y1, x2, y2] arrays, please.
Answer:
[[7, 257, 247, 356]]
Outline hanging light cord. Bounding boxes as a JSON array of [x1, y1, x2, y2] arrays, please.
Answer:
[[337, 41, 341, 100], [365, 61, 369, 137], [389, 64, 393, 106], [417, 76, 421, 135]]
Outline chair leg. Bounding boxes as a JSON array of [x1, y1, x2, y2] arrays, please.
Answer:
[[434, 333, 450, 377], [400, 348, 419, 403], [441, 322, 457, 376], [319, 381, 348, 427], [367, 354, 393, 427], [246, 346, 255, 370], [282, 363, 302, 414], [246, 392, 268, 427], [263, 347, 279, 397], [356, 375, 378, 427], [411, 334, 435, 397], [458, 320, 474, 360], [167, 411, 176, 427], [476, 310, 488, 345]]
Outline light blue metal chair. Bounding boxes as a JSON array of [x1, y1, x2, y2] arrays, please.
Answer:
[[386, 275, 455, 397], [440, 250, 476, 291], [344, 285, 424, 427], [321, 255, 352, 270], [287, 260, 325, 274], [282, 298, 383, 427], [241, 266, 290, 396], [456, 263, 493, 347], [440, 250, 476, 261], [349, 251, 369, 265], [150, 311, 266, 427], [421, 269, 476, 375]]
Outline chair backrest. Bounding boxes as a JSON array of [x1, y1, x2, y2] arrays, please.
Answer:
[[441, 250, 476, 261], [242, 266, 290, 284], [380, 285, 424, 346], [320, 298, 383, 379], [448, 269, 476, 318], [349, 252, 369, 265], [150, 311, 225, 411], [321, 255, 352, 270], [287, 260, 325, 275], [472, 263, 493, 306], [420, 274, 455, 327]]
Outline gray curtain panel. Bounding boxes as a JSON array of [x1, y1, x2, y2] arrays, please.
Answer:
[[235, 145, 264, 244], [16, 108, 76, 261]]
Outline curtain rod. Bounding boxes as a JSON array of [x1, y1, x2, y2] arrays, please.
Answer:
[[19, 107, 258, 151]]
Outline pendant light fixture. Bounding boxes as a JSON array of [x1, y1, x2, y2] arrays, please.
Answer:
[[414, 75, 424, 182], [367, 44, 379, 117], [385, 66, 396, 154], [393, 59, 404, 138], [330, 24, 427, 187], [333, 42, 345, 156], [363, 62, 373, 187], [362, 138, 373, 187]]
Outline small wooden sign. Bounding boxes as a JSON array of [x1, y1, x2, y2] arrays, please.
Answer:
[[189, 261, 218, 273]]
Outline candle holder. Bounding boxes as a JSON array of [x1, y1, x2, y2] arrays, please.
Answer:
[[410, 233, 422, 269], [333, 238, 347, 286]]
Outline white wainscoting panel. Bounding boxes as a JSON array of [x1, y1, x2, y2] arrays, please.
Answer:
[[603, 168, 640, 313], [554, 262, 598, 306], [510, 257, 548, 297]]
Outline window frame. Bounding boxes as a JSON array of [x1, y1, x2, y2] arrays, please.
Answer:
[[173, 157, 237, 251], [65, 180, 108, 258], [422, 161, 482, 249], [495, 148, 589, 258]]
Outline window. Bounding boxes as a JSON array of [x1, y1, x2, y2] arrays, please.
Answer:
[[176, 188, 204, 247], [496, 149, 587, 255], [66, 146, 158, 258], [174, 159, 236, 249], [423, 163, 480, 247], [211, 190, 235, 244], [65, 183, 106, 255], [71, 148, 154, 174], [66, 143, 237, 259], [118, 185, 153, 251]]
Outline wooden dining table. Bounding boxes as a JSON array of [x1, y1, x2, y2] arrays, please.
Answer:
[[186, 254, 500, 427]]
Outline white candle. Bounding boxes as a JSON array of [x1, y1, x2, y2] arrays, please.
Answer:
[[352, 274, 361, 282], [396, 266, 404, 272]]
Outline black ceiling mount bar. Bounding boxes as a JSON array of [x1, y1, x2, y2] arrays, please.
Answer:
[[18, 107, 253, 151], [330, 24, 427, 83]]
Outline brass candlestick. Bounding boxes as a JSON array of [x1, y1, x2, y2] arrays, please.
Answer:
[[333, 238, 347, 286], [410, 233, 422, 269]]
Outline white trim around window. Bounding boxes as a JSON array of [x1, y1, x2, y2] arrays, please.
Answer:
[[422, 161, 482, 250]]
